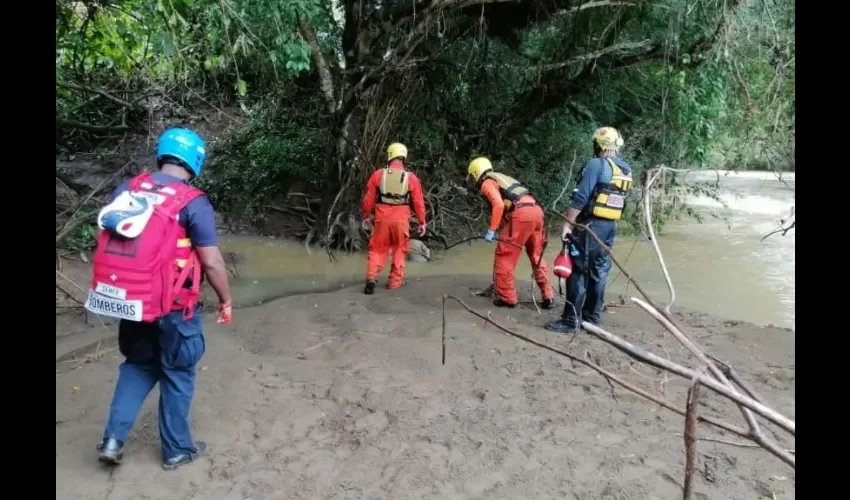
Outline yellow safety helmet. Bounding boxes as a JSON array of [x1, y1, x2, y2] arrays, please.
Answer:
[[592, 127, 625, 151], [467, 157, 493, 183], [387, 143, 408, 162]]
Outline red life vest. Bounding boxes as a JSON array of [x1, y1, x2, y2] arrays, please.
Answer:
[[85, 171, 205, 323]]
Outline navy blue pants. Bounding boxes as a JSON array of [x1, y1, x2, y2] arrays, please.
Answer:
[[561, 219, 617, 328], [103, 307, 206, 460]]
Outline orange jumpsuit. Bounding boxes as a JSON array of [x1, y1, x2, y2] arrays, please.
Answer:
[[361, 160, 427, 289], [481, 179, 555, 305]]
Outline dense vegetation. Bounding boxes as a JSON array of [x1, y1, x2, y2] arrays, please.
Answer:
[[56, 0, 795, 249]]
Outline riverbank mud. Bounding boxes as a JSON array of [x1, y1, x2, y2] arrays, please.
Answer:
[[56, 271, 795, 500]]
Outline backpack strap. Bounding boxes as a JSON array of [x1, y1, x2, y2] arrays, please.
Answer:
[[156, 183, 206, 219], [127, 171, 153, 191], [174, 250, 203, 320], [166, 184, 207, 320]]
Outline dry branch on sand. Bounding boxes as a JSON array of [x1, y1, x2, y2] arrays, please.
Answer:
[[441, 295, 795, 468], [441, 164, 795, 497]]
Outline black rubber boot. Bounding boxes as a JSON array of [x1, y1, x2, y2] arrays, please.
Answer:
[[493, 298, 516, 308], [163, 441, 207, 471], [97, 438, 124, 465], [540, 298, 555, 310], [364, 280, 376, 295]]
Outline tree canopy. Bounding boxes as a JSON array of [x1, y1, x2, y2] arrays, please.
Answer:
[[56, 0, 795, 248]]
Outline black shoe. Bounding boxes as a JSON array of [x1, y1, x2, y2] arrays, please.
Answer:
[[493, 298, 516, 308], [97, 438, 124, 465], [163, 441, 207, 471], [364, 280, 376, 295], [541, 298, 555, 310], [544, 319, 579, 333]]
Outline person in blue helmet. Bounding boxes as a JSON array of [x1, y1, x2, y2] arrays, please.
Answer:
[[94, 127, 233, 470]]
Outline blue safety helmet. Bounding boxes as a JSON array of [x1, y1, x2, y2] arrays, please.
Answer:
[[156, 127, 207, 177]]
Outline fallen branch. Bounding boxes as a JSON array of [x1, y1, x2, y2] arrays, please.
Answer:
[[683, 380, 700, 500], [581, 322, 796, 440], [541, 164, 795, 473], [443, 294, 794, 467], [443, 294, 748, 435], [631, 297, 795, 466]]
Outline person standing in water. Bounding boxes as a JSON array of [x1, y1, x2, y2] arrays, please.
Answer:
[[361, 142, 428, 294], [466, 157, 555, 309], [86, 127, 232, 470], [545, 127, 633, 333]]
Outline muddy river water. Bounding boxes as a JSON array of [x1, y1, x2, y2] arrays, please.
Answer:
[[220, 170, 795, 330]]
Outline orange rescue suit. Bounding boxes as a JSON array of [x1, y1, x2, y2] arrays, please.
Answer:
[[361, 160, 427, 289], [480, 178, 554, 305]]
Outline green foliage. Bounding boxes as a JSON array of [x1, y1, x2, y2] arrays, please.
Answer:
[[195, 89, 330, 217], [57, 0, 795, 238], [56, 0, 330, 94]]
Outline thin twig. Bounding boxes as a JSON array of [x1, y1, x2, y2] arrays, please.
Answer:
[[56, 281, 84, 305], [673, 434, 793, 452], [56, 270, 111, 332], [642, 166, 677, 313], [441, 294, 447, 366], [707, 354, 767, 404], [551, 150, 579, 212], [70, 346, 118, 370]]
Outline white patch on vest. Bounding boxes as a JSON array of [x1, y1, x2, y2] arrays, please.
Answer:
[[130, 190, 166, 205], [95, 282, 127, 300], [606, 194, 625, 208], [159, 186, 177, 195], [85, 290, 143, 322]]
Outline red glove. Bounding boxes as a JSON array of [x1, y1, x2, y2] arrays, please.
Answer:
[[217, 300, 232, 325]]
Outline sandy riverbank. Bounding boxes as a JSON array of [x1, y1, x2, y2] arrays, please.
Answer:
[[56, 273, 795, 500]]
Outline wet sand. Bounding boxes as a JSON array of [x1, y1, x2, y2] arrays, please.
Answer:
[[56, 273, 795, 500]]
